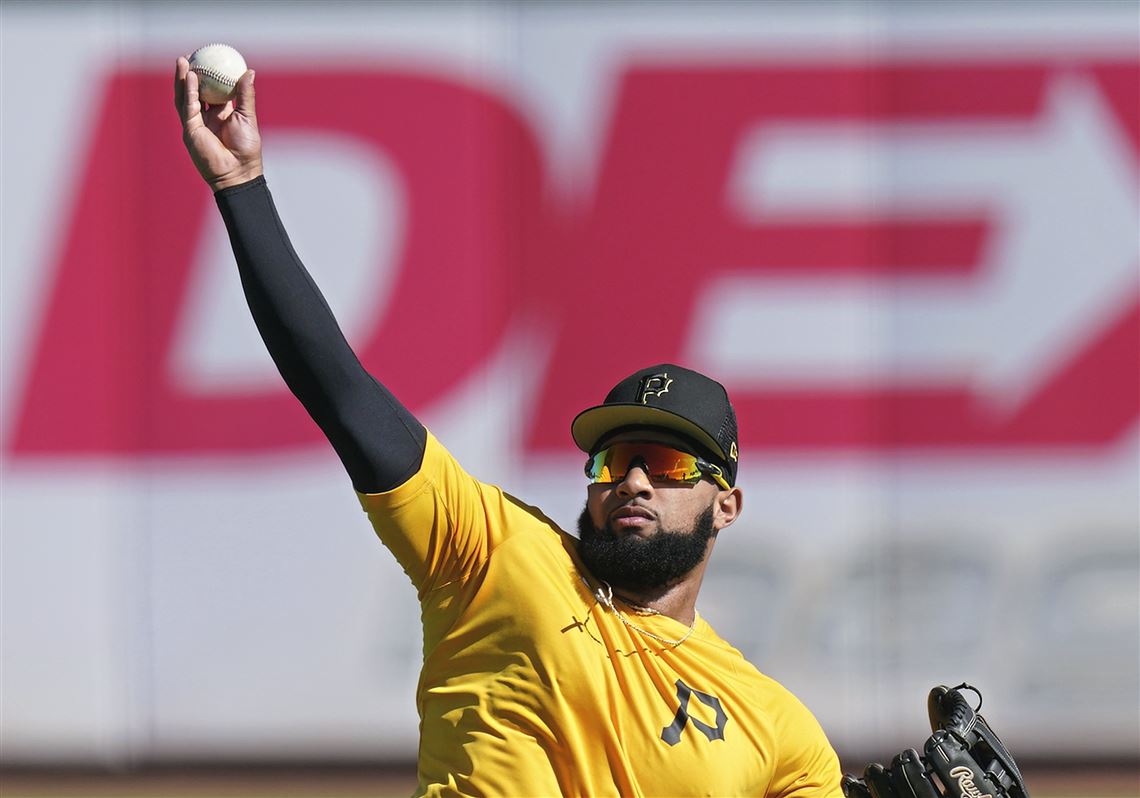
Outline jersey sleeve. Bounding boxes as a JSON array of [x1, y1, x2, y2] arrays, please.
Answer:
[[767, 693, 844, 798], [356, 431, 514, 598]]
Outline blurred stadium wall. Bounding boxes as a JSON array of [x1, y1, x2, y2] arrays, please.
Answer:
[[1, 0, 1136, 769]]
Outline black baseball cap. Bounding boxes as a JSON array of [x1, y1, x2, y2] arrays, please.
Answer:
[[571, 363, 740, 486]]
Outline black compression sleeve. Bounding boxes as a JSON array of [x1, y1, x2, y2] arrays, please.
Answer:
[[214, 176, 426, 493]]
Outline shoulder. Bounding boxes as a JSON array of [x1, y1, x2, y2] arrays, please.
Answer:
[[354, 429, 577, 596], [360, 432, 567, 537], [358, 432, 531, 515]]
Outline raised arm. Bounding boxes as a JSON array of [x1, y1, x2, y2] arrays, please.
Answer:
[[173, 57, 426, 493]]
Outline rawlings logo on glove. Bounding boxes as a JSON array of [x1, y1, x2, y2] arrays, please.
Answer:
[[842, 684, 1030, 798], [949, 766, 993, 798]]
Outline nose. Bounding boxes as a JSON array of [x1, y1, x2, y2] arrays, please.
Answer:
[[615, 465, 654, 499]]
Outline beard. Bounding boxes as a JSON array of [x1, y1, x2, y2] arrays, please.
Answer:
[[576, 503, 717, 592]]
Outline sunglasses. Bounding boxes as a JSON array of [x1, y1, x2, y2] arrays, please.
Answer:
[[585, 442, 731, 491]]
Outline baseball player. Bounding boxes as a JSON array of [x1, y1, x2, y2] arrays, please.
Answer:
[[173, 59, 1029, 798]]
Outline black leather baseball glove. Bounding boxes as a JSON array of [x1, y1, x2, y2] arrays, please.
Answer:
[[842, 684, 1029, 798]]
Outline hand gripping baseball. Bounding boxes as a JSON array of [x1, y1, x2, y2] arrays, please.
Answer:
[[842, 685, 1030, 798], [173, 55, 263, 192]]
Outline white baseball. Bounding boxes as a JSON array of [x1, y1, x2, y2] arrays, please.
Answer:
[[188, 43, 247, 106]]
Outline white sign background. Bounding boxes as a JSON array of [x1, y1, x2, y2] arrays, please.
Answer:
[[1, 1, 1137, 765]]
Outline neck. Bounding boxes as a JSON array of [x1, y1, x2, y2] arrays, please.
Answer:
[[606, 559, 709, 625]]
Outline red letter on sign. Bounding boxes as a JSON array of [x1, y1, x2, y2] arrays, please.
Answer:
[[10, 69, 543, 455], [527, 62, 1138, 453]]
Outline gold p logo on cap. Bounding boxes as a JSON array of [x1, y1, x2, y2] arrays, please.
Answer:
[[637, 373, 673, 404]]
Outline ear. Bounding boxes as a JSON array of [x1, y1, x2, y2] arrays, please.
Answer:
[[713, 487, 743, 531]]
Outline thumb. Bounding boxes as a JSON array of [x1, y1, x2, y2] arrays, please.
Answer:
[[234, 69, 256, 117]]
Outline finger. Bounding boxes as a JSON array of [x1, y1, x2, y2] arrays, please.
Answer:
[[233, 69, 256, 118], [182, 68, 204, 132], [842, 775, 873, 798], [864, 763, 899, 798], [203, 100, 234, 128], [173, 56, 188, 114], [891, 750, 941, 798]]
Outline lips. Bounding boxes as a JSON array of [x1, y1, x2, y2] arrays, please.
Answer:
[[609, 505, 656, 522]]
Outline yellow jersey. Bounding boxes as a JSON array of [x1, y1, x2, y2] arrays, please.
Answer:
[[358, 432, 842, 797]]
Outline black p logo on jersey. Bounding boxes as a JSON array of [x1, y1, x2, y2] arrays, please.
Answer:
[[661, 679, 728, 746]]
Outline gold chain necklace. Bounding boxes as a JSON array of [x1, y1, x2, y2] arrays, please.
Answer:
[[594, 581, 698, 648]]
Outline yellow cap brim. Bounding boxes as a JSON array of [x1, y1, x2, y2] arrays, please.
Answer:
[[571, 404, 725, 460]]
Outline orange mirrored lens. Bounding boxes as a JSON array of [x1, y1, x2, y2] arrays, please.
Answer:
[[586, 443, 704, 484]]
